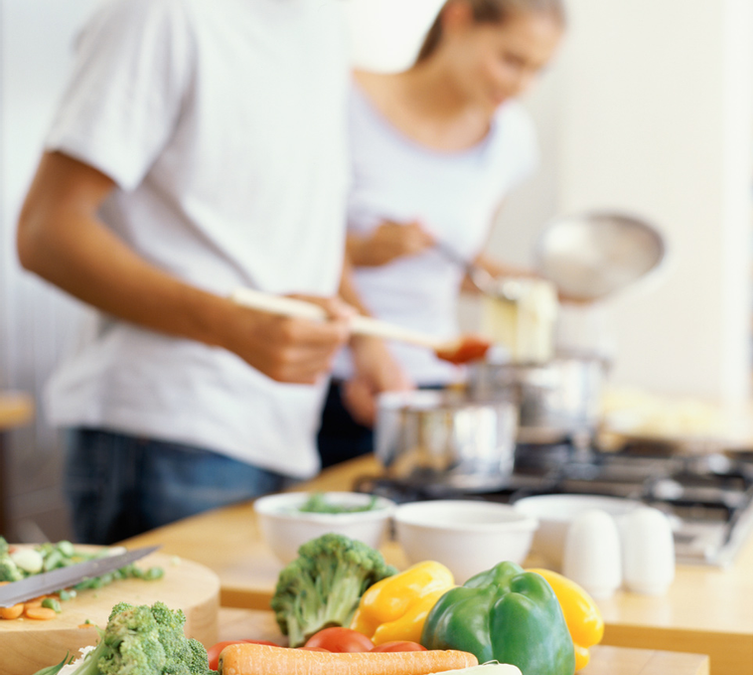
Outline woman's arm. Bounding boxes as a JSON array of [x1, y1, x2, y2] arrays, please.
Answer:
[[17, 151, 351, 384]]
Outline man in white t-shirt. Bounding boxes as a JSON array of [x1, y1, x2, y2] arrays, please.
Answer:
[[16, 0, 397, 544]]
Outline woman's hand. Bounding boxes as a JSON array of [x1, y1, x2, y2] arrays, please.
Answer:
[[343, 336, 414, 426], [348, 220, 435, 267]]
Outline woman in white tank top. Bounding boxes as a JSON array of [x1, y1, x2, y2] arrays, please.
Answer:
[[319, 0, 565, 468]]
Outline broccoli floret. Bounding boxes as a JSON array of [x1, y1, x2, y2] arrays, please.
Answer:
[[32, 602, 215, 675], [0, 555, 23, 582], [270, 533, 397, 647], [0, 536, 23, 581]]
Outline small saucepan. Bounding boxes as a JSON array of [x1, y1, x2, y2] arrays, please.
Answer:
[[467, 352, 610, 445], [375, 389, 519, 492]]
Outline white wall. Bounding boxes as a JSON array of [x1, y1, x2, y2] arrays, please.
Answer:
[[556, 0, 753, 404]]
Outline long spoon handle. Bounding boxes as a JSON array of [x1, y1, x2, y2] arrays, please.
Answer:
[[230, 287, 445, 350]]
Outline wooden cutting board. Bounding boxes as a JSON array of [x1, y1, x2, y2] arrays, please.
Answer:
[[0, 549, 220, 675]]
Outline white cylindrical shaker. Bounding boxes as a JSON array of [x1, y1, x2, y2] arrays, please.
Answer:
[[621, 506, 675, 595], [562, 508, 622, 599]]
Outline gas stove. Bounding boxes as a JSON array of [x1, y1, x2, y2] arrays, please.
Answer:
[[355, 442, 753, 567]]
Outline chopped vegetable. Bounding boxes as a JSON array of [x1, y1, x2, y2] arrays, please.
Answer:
[[0, 603, 24, 620], [42, 597, 63, 613], [0, 536, 164, 621], [297, 493, 380, 514], [25, 606, 58, 620], [10, 547, 44, 574], [351, 561, 455, 645], [271, 533, 397, 647], [217, 641, 477, 675]]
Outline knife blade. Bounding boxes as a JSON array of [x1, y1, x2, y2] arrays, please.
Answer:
[[0, 545, 160, 607]]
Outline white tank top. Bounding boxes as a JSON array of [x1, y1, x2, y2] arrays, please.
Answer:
[[333, 83, 539, 385]]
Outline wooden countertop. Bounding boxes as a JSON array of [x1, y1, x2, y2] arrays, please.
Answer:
[[0, 392, 33, 431], [124, 455, 753, 675], [217, 608, 709, 675]]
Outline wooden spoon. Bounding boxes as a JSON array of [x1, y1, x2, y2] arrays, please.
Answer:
[[230, 288, 491, 365]]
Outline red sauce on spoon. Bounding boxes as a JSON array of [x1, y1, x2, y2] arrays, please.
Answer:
[[434, 335, 492, 365]]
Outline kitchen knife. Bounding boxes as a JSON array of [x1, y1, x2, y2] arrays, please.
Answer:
[[0, 545, 160, 607]]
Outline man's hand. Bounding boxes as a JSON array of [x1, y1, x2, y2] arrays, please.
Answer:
[[348, 220, 435, 267], [342, 336, 413, 427], [219, 295, 354, 384]]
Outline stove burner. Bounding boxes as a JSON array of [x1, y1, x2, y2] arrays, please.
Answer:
[[355, 443, 753, 567]]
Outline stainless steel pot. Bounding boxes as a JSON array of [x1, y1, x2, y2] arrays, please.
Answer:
[[375, 389, 518, 491], [467, 353, 609, 445]]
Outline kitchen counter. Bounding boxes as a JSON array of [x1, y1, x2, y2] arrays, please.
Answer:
[[124, 455, 753, 675], [217, 608, 709, 675]]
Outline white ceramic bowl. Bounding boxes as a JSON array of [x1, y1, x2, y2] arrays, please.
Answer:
[[254, 491, 396, 564], [513, 494, 642, 569], [394, 500, 539, 583]]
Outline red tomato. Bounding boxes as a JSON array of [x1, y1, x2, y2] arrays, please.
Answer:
[[371, 641, 428, 652], [304, 627, 375, 652], [206, 640, 279, 670]]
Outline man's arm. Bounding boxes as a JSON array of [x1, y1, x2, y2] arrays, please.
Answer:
[[17, 151, 351, 384]]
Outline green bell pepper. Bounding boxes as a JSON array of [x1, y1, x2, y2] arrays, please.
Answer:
[[420, 561, 575, 675]]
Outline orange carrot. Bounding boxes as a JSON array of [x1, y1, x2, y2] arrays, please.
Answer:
[[24, 606, 57, 620], [0, 604, 24, 620], [24, 600, 42, 609], [218, 643, 478, 675]]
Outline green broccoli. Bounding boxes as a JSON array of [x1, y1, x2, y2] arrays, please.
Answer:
[[32, 601, 215, 675], [0, 537, 23, 582], [270, 532, 397, 647]]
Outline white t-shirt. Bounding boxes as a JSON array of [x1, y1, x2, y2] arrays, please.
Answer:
[[43, 0, 350, 478], [332, 84, 539, 385]]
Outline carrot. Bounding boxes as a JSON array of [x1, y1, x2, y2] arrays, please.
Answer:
[[218, 643, 478, 675], [24, 600, 43, 609], [0, 604, 24, 620], [24, 606, 57, 620]]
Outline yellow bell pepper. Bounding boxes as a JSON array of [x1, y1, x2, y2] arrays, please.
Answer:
[[351, 561, 455, 645], [528, 568, 605, 671]]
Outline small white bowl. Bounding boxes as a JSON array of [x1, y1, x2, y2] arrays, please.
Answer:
[[394, 500, 538, 583], [254, 491, 396, 564], [513, 494, 642, 569]]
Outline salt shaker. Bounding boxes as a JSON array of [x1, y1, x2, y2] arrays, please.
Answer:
[[562, 508, 622, 599], [621, 506, 675, 595]]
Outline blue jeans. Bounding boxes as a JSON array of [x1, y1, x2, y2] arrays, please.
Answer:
[[65, 428, 287, 545]]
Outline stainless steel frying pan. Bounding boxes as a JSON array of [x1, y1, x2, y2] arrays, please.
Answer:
[[534, 211, 666, 302]]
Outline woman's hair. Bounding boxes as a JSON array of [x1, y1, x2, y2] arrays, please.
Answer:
[[415, 0, 565, 63]]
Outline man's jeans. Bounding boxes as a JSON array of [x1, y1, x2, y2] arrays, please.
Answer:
[[65, 428, 287, 545]]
